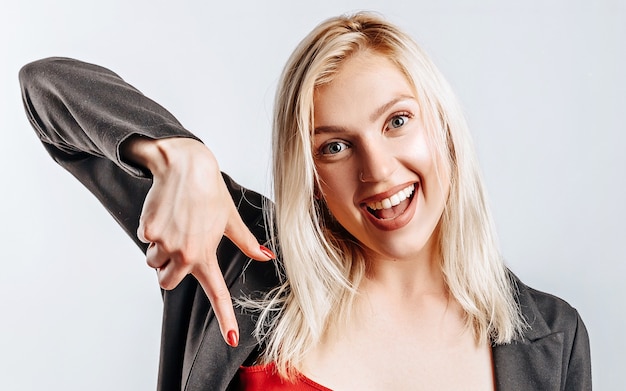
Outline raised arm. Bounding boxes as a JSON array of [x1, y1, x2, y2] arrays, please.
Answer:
[[19, 57, 274, 347]]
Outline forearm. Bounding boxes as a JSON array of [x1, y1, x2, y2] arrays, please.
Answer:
[[19, 57, 203, 251], [20, 56, 276, 352], [19, 56, 201, 177]]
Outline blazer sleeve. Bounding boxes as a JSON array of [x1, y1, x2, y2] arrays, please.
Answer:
[[20, 58, 278, 390], [19, 57, 203, 252]]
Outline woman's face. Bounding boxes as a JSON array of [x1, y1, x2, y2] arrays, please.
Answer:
[[313, 50, 450, 262]]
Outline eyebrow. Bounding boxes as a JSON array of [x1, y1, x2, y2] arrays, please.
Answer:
[[369, 95, 415, 122], [313, 94, 415, 135]]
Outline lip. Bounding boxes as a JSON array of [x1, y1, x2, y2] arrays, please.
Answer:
[[359, 181, 418, 231]]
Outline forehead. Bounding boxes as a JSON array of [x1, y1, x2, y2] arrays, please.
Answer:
[[313, 51, 415, 125]]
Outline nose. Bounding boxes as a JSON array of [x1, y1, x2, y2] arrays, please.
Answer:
[[358, 139, 396, 183]]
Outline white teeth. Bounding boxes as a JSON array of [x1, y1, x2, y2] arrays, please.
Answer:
[[366, 184, 415, 211], [390, 194, 400, 206]]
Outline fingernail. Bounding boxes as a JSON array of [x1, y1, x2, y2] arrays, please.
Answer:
[[227, 330, 239, 347], [260, 245, 276, 259]]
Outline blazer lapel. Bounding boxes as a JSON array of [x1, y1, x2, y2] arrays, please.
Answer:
[[493, 277, 565, 391]]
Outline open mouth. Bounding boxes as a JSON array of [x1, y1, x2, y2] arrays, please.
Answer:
[[365, 183, 416, 220]]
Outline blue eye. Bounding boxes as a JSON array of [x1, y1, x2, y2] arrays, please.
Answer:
[[320, 141, 348, 155], [388, 115, 409, 129]]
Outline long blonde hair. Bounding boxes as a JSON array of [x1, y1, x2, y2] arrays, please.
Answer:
[[253, 12, 525, 378]]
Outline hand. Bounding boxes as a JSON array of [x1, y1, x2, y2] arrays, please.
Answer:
[[123, 136, 275, 347]]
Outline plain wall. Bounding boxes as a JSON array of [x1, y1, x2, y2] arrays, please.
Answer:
[[1, 0, 623, 389]]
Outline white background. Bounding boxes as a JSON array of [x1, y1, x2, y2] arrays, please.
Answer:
[[1, 0, 624, 389]]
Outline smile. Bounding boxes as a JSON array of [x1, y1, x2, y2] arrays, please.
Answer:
[[363, 183, 416, 221], [359, 182, 418, 231], [366, 184, 415, 212]]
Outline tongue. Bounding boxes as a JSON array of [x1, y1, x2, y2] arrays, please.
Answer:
[[373, 198, 410, 220]]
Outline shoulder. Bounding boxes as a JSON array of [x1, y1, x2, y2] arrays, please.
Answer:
[[521, 285, 579, 330], [510, 273, 587, 344], [495, 273, 592, 389]]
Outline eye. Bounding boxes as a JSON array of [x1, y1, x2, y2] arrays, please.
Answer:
[[320, 140, 349, 156], [387, 114, 410, 129]]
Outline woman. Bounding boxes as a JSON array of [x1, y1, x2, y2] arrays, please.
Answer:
[[20, 13, 590, 391]]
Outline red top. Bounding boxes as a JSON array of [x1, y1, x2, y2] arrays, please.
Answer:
[[237, 363, 333, 391]]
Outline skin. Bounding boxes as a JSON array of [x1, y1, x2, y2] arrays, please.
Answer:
[[121, 50, 493, 389], [301, 50, 495, 390], [121, 137, 274, 347], [313, 51, 449, 267]]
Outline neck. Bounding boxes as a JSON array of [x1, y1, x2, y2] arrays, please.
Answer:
[[362, 237, 446, 299]]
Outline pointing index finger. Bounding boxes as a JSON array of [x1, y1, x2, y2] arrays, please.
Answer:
[[192, 258, 240, 347]]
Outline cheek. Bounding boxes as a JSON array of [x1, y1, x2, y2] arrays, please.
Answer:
[[316, 165, 359, 220], [429, 145, 452, 197], [317, 166, 349, 204], [404, 130, 451, 197], [424, 159, 452, 221]]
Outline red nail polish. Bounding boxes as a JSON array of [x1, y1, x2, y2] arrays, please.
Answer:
[[260, 245, 276, 259], [227, 330, 239, 347]]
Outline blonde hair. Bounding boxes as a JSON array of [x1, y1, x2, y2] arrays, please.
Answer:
[[252, 12, 525, 378]]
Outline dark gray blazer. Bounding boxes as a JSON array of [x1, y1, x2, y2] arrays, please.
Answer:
[[19, 57, 591, 391]]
